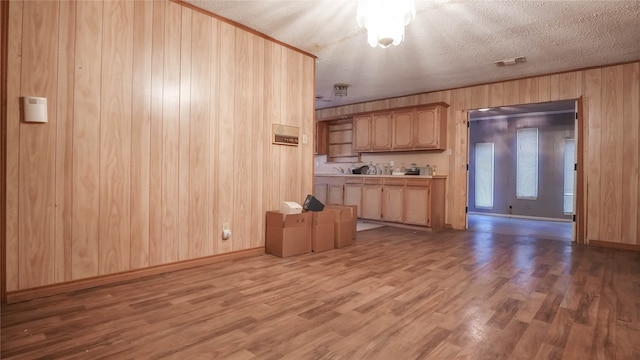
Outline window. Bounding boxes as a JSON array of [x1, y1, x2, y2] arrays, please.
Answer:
[[563, 139, 575, 214], [475, 142, 494, 208], [516, 128, 538, 199]]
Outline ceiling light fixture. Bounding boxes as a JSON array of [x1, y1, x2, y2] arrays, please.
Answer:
[[357, 0, 416, 48], [334, 83, 349, 97]]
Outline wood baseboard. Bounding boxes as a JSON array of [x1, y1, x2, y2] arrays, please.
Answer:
[[589, 240, 640, 252], [6, 247, 265, 304]]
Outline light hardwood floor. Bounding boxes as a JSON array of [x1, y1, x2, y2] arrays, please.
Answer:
[[2, 227, 639, 359], [468, 214, 573, 242]]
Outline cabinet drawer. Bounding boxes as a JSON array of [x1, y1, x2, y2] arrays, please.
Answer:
[[363, 178, 383, 185], [384, 178, 406, 186], [405, 179, 430, 187], [345, 178, 363, 184]]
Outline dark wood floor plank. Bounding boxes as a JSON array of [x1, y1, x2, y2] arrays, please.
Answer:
[[2, 224, 639, 359]]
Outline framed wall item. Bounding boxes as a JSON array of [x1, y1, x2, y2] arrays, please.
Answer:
[[272, 124, 299, 146]]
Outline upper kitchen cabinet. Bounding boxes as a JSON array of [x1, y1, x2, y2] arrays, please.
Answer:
[[351, 103, 448, 153], [353, 114, 372, 152], [371, 113, 393, 151], [391, 109, 414, 150], [353, 113, 392, 152], [414, 104, 448, 150]]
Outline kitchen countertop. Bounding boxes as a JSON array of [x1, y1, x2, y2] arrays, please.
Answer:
[[314, 173, 447, 179]]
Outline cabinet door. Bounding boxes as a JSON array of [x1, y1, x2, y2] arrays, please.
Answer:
[[414, 106, 447, 150], [362, 185, 382, 220], [404, 186, 430, 226], [344, 184, 362, 217], [392, 110, 414, 150], [382, 186, 404, 222], [371, 113, 392, 151], [327, 184, 344, 205], [352, 115, 372, 152], [314, 183, 328, 205]]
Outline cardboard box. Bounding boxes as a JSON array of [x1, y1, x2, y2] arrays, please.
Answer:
[[325, 205, 357, 248], [312, 210, 335, 252], [265, 211, 311, 257]]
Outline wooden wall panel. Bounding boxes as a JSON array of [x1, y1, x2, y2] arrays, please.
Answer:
[[502, 80, 519, 106], [99, 0, 133, 275], [487, 83, 503, 108], [55, 0, 76, 284], [600, 66, 624, 244], [233, 29, 251, 251], [72, 0, 102, 280], [18, 0, 58, 288], [178, 7, 192, 261], [207, 17, 220, 257], [621, 63, 639, 244], [266, 43, 282, 211], [4, 0, 316, 295], [583, 69, 602, 242], [130, 0, 152, 270], [518, 78, 538, 104], [160, 1, 181, 264], [188, 10, 210, 258], [537, 75, 551, 102], [148, 1, 164, 266], [217, 20, 235, 254], [5, 0, 23, 292], [250, 35, 265, 248]]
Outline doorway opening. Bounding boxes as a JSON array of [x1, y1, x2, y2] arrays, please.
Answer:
[[466, 100, 577, 242]]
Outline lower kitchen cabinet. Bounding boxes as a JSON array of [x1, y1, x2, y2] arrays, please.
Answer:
[[362, 183, 383, 220], [314, 175, 446, 229], [344, 183, 362, 217], [314, 183, 328, 205], [382, 186, 404, 222], [404, 185, 430, 226], [327, 184, 344, 205]]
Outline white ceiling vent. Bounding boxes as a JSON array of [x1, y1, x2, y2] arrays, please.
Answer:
[[495, 56, 527, 66]]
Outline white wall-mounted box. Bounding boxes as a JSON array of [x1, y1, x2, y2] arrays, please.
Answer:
[[23, 96, 47, 123]]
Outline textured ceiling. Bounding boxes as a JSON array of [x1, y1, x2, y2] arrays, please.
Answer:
[[185, 0, 640, 110]]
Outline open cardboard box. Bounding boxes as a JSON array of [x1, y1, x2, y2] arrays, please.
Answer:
[[311, 210, 335, 252], [265, 211, 311, 257], [324, 205, 357, 248]]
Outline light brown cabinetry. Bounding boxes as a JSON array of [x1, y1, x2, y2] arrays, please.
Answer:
[[328, 184, 344, 205], [392, 109, 414, 150], [414, 105, 447, 150], [372, 113, 392, 151], [314, 183, 328, 205], [344, 181, 363, 217], [319, 119, 359, 163], [314, 175, 445, 229], [351, 103, 448, 153], [362, 179, 383, 220], [403, 178, 446, 228], [382, 185, 404, 222], [404, 183, 431, 227], [352, 115, 372, 152], [353, 113, 392, 152]]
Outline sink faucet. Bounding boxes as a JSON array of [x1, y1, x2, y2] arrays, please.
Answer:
[[333, 167, 344, 174]]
